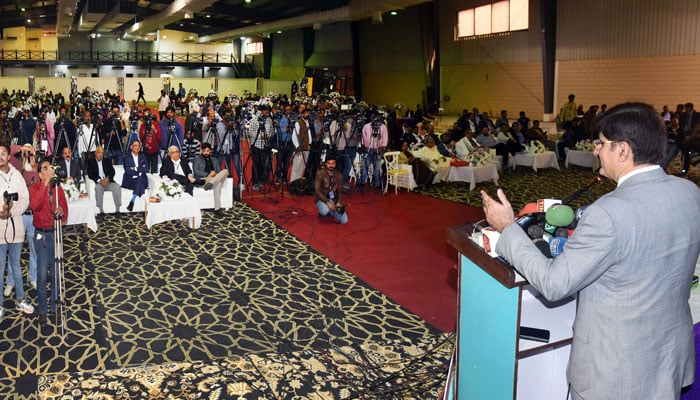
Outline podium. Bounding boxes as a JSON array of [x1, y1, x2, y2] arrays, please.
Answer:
[[445, 225, 576, 399]]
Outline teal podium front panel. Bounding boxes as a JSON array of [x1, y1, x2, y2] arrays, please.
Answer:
[[457, 254, 520, 400]]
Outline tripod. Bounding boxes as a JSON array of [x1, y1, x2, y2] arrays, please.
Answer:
[[53, 182, 67, 336], [126, 115, 140, 150], [52, 119, 71, 163], [241, 116, 273, 193]]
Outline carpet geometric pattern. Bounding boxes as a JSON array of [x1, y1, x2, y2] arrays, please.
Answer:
[[0, 202, 447, 398], [39, 333, 453, 399], [417, 160, 699, 211]]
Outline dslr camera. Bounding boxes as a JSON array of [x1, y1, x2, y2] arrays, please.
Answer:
[[3, 191, 18, 205]]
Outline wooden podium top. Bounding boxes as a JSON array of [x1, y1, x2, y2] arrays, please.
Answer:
[[446, 224, 526, 289]]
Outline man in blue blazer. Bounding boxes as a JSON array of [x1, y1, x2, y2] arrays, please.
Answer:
[[121, 140, 149, 211], [482, 102, 700, 399]]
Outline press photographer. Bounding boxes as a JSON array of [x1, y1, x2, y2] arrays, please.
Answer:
[[100, 104, 126, 165], [52, 106, 77, 161], [314, 154, 347, 224], [0, 143, 34, 321], [31, 157, 68, 327], [159, 105, 184, 155], [139, 110, 162, 173]]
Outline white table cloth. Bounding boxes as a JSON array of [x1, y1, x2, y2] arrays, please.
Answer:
[[565, 150, 600, 170], [447, 164, 499, 191], [513, 151, 560, 172], [145, 194, 202, 230], [66, 198, 98, 232]]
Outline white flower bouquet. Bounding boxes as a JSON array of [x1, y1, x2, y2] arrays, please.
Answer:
[[60, 182, 81, 202], [575, 139, 596, 152], [242, 89, 252, 99], [155, 177, 184, 201], [468, 148, 491, 166], [525, 140, 546, 154]]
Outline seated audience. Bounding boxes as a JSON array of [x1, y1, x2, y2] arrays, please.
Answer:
[[160, 146, 196, 195], [526, 120, 547, 142], [87, 146, 122, 217], [476, 126, 509, 168], [455, 129, 482, 161], [398, 140, 435, 189], [121, 140, 149, 212], [193, 143, 229, 217]]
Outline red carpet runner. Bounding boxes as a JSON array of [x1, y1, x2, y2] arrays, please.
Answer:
[[245, 188, 484, 332]]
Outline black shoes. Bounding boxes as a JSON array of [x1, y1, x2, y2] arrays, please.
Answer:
[[126, 202, 134, 212]]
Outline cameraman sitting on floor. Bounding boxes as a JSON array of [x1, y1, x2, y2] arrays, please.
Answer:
[[314, 154, 348, 224]]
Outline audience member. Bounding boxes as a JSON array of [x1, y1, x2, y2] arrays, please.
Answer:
[[398, 140, 434, 189], [160, 146, 196, 195], [121, 140, 149, 212], [193, 143, 228, 217], [559, 94, 577, 129], [87, 146, 121, 217]]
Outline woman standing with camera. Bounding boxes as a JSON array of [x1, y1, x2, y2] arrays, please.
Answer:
[[0, 143, 34, 321]]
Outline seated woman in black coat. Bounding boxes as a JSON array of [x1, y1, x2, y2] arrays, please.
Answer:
[[121, 140, 149, 211], [397, 140, 435, 189]]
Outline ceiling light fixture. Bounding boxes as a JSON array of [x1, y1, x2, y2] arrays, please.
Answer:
[[20, 7, 26, 12], [206, 14, 211, 18], [245, 0, 251, 3], [277, 30, 282, 34], [26, 19, 31, 23], [390, 11, 398, 16]]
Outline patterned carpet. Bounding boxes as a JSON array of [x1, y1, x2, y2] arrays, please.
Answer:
[[0, 203, 450, 399], [417, 157, 699, 211]]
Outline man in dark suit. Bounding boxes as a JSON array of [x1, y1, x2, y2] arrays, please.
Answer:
[[56, 146, 81, 184], [160, 145, 196, 195], [86, 146, 121, 217], [482, 102, 700, 399]]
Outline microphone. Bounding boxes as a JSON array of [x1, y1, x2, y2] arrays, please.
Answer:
[[533, 238, 552, 258], [545, 204, 575, 227], [527, 224, 544, 239], [548, 236, 568, 257]]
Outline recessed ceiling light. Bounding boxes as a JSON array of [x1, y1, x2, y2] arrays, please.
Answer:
[[390, 11, 398, 16], [26, 19, 31, 23], [277, 30, 282, 34], [206, 14, 211, 18], [20, 7, 26, 12], [245, 0, 252, 3]]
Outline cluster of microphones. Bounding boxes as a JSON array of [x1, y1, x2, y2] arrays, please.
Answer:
[[472, 175, 604, 259], [516, 200, 585, 258]]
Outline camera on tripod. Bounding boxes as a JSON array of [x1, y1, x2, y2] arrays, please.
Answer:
[[52, 166, 67, 184], [3, 191, 18, 205]]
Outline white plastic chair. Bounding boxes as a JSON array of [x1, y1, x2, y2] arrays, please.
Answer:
[[383, 151, 411, 194]]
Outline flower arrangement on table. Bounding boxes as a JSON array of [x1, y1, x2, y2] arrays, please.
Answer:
[[242, 89, 252, 99], [154, 177, 184, 201], [575, 139, 596, 152], [467, 147, 492, 166], [60, 181, 81, 202], [525, 140, 546, 154]]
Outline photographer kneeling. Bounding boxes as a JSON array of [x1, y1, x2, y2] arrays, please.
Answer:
[[314, 154, 348, 224]]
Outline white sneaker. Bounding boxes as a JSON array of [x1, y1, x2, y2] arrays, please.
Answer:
[[3, 285, 12, 297], [30, 281, 37, 290], [16, 299, 34, 315], [0, 306, 4, 320]]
